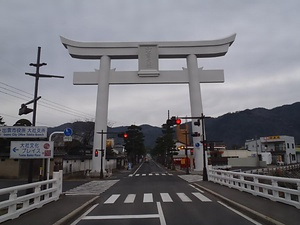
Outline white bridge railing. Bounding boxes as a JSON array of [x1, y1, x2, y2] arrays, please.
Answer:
[[0, 170, 63, 223], [208, 169, 300, 209]]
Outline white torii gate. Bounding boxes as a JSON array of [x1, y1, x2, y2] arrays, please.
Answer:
[[61, 34, 236, 173]]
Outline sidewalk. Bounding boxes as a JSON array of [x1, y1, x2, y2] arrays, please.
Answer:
[[2, 195, 98, 225], [195, 181, 300, 225]]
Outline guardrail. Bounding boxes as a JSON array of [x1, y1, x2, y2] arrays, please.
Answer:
[[208, 169, 300, 209], [0, 170, 63, 223]]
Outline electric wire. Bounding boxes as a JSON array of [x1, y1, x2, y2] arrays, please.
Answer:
[[0, 82, 95, 120]]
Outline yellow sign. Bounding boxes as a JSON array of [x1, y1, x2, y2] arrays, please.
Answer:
[[266, 136, 280, 140]]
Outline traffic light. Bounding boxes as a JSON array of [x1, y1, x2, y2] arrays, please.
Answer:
[[19, 104, 33, 115], [166, 116, 181, 126], [95, 149, 99, 157], [118, 132, 128, 139], [191, 132, 200, 137], [194, 119, 200, 126]]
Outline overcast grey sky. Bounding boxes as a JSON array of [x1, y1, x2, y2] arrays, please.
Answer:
[[1, 0, 299, 128]]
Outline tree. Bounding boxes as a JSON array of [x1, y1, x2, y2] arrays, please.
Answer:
[[124, 125, 146, 165], [152, 124, 175, 166]]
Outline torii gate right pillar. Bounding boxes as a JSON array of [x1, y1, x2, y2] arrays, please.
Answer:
[[187, 54, 204, 171]]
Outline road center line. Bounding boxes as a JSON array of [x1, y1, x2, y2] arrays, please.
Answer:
[[157, 202, 167, 225]]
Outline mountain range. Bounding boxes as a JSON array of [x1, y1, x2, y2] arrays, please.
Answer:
[[49, 102, 300, 149]]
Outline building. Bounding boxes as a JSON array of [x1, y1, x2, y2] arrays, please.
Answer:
[[245, 135, 297, 165]]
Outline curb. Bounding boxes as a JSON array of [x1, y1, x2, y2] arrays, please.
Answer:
[[53, 196, 99, 225], [193, 183, 285, 225]]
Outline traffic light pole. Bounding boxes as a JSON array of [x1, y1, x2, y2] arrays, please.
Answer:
[[100, 130, 104, 179], [200, 114, 208, 181], [177, 114, 210, 181]]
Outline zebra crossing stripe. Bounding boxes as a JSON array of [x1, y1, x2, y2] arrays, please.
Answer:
[[143, 193, 153, 203], [124, 194, 136, 203], [176, 193, 192, 202], [149, 173, 153, 176], [160, 193, 173, 202], [142, 174, 146, 176], [192, 192, 212, 202], [104, 194, 120, 204]]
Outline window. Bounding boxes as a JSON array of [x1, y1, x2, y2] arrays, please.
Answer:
[[286, 143, 290, 149]]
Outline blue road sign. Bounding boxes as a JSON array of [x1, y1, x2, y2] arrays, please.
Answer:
[[195, 142, 200, 148], [64, 128, 73, 136]]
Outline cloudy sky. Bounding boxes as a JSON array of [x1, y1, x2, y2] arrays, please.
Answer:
[[1, 0, 299, 128]]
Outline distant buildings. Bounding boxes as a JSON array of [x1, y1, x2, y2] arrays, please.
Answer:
[[245, 135, 297, 165]]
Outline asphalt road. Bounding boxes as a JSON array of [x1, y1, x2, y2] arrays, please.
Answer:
[[70, 160, 262, 225]]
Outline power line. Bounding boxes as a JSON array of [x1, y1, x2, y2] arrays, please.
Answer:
[[0, 81, 95, 119]]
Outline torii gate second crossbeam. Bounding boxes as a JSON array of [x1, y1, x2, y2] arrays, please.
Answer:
[[61, 34, 236, 174]]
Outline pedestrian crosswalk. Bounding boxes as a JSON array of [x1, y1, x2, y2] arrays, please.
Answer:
[[128, 172, 173, 177], [103, 192, 212, 204]]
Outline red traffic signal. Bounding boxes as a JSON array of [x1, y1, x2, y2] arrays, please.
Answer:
[[123, 133, 128, 138], [95, 149, 99, 157], [166, 116, 181, 126], [175, 118, 181, 125]]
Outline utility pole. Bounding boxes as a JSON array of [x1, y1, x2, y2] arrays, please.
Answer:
[[25, 47, 64, 184]]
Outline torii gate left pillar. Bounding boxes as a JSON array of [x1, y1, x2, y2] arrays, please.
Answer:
[[61, 34, 236, 174]]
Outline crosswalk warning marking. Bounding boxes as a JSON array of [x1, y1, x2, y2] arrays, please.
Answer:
[[104, 194, 120, 204], [160, 193, 173, 202], [124, 194, 136, 203], [176, 193, 192, 202], [142, 174, 146, 176], [128, 174, 133, 177], [143, 193, 153, 203], [192, 192, 212, 202], [155, 173, 160, 175], [149, 173, 153, 176], [162, 173, 166, 176], [135, 174, 140, 177]]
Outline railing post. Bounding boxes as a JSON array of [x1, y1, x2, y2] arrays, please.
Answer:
[[271, 179, 279, 199], [8, 190, 17, 215], [34, 185, 41, 205]]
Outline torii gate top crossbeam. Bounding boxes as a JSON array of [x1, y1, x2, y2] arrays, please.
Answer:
[[60, 34, 236, 60]]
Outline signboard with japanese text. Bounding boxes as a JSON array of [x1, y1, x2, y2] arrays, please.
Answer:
[[0, 126, 47, 138], [10, 141, 54, 159]]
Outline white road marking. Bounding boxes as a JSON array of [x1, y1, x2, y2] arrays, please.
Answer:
[[176, 193, 192, 202], [192, 192, 212, 202], [124, 194, 136, 203], [157, 202, 167, 225], [82, 202, 167, 225], [155, 173, 159, 175], [104, 194, 120, 204], [218, 201, 262, 225], [135, 173, 140, 177], [143, 193, 153, 203], [142, 173, 146, 176], [149, 173, 153, 176], [160, 193, 173, 202], [70, 204, 99, 225], [189, 184, 204, 193]]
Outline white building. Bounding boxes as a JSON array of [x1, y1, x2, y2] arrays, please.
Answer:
[[245, 135, 297, 165]]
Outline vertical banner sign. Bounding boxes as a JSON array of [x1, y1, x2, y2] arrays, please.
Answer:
[[10, 141, 54, 159]]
